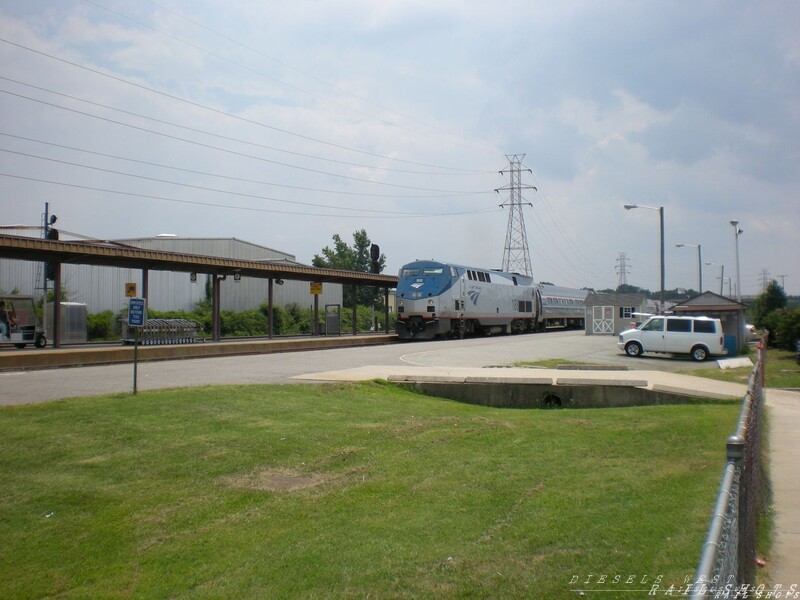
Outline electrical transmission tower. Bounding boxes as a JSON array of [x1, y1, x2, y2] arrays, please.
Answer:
[[760, 268, 771, 293], [616, 252, 631, 287], [496, 154, 537, 277]]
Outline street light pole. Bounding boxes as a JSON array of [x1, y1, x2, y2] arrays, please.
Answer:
[[730, 220, 743, 302], [676, 243, 702, 292], [705, 262, 725, 295], [624, 204, 665, 311]]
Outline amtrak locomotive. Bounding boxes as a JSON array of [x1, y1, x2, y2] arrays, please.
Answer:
[[395, 260, 587, 340]]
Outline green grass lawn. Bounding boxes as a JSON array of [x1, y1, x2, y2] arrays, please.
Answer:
[[0, 382, 739, 599], [682, 349, 800, 389], [517, 348, 800, 390]]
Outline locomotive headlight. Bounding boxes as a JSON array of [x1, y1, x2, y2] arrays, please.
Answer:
[[428, 299, 434, 305]]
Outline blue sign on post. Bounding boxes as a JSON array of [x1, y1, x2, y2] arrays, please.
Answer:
[[128, 297, 146, 328], [128, 297, 147, 395]]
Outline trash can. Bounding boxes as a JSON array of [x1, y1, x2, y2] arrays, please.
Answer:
[[724, 335, 738, 356], [325, 304, 341, 336]]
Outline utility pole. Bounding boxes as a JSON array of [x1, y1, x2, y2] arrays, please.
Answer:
[[625, 204, 666, 310], [496, 154, 536, 277], [42, 202, 49, 295], [616, 252, 631, 288], [730, 220, 743, 303], [777, 274, 787, 289]]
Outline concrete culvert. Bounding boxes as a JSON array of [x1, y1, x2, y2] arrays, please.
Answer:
[[542, 393, 562, 408]]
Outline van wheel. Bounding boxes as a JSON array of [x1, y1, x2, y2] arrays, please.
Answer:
[[691, 345, 709, 362], [625, 342, 643, 357]]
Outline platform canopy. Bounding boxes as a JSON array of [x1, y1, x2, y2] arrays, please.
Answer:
[[0, 234, 397, 287]]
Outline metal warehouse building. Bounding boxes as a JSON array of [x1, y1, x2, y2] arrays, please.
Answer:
[[0, 226, 342, 314]]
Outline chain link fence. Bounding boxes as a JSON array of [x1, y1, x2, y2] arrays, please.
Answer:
[[690, 337, 768, 598]]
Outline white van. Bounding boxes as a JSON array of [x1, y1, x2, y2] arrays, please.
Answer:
[[617, 315, 727, 362]]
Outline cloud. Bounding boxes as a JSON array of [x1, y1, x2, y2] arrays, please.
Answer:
[[0, 1, 798, 295]]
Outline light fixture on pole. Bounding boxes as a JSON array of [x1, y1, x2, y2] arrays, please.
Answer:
[[705, 262, 725, 296], [624, 203, 665, 310], [675, 243, 702, 293], [730, 220, 743, 302]]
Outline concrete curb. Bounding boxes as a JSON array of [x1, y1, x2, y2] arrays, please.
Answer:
[[0, 335, 396, 370]]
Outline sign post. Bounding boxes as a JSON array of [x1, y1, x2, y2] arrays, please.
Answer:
[[127, 297, 146, 394], [310, 282, 322, 335]]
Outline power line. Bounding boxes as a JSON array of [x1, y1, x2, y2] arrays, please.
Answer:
[[0, 132, 481, 200], [526, 207, 601, 287], [529, 171, 607, 276], [0, 76, 488, 177], [0, 37, 495, 173], [0, 147, 489, 215], [0, 172, 499, 219], [92, 0, 499, 158], [0, 88, 490, 195]]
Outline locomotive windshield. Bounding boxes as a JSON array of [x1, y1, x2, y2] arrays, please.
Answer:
[[397, 261, 458, 298], [399, 266, 445, 277]]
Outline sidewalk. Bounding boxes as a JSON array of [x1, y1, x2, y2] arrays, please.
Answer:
[[297, 365, 800, 585], [294, 364, 750, 398], [765, 388, 800, 585]]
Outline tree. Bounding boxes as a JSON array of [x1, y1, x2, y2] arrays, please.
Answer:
[[753, 280, 787, 328], [763, 307, 800, 351], [616, 284, 644, 295], [313, 229, 386, 306]]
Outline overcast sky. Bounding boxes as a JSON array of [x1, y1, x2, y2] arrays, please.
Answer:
[[1, 1, 798, 295]]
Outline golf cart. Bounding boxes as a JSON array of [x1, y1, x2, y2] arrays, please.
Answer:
[[0, 295, 47, 349]]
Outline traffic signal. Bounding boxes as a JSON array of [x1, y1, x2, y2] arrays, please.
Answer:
[[45, 226, 59, 280], [370, 244, 380, 274]]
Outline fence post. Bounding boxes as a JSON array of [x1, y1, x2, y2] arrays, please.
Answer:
[[725, 434, 746, 586]]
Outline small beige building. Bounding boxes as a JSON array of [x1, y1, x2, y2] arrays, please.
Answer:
[[670, 292, 748, 355], [584, 293, 651, 336]]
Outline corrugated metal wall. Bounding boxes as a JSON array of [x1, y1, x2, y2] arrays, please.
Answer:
[[0, 226, 90, 296], [0, 231, 343, 314]]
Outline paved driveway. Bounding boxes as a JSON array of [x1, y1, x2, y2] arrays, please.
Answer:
[[0, 331, 735, 405]]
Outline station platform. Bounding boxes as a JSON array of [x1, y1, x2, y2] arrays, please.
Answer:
[[0, 334, 397, 371]]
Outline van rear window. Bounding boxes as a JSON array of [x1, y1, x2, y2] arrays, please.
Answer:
[[667, 319, 692, 332], [693, 320, 716, 334]]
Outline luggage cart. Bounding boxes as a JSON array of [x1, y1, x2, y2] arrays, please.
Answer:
[[122, 318, 204, 345]]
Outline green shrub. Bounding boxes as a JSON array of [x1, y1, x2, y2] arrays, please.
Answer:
[[284, 303, 312, 334], [220, 309, 268, 337], [87, 310, 115, 341], [338, 304, 396, 333], [123, 302, 396, 338], [258, 303, 286, 335]]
